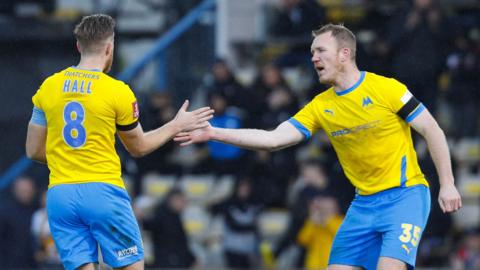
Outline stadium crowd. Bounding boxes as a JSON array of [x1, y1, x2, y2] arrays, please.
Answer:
[[0, 0, 479, 269]]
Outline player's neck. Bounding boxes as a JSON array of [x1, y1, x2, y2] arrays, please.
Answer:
[[333, 66, 362, 92], [77, 56, 106, 72]]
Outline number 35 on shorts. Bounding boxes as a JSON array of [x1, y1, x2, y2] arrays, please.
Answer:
[[399, 223, 422, 247]]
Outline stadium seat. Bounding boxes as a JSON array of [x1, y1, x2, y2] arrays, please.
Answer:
[[452, 138, 480, 164], [258, 209, 290, 241], [179, 174, 216, 203], [182, 205, 211, 241], [141, 173, 177, 199], [458, 173, 480, 200], [207, 174, 236, 204]]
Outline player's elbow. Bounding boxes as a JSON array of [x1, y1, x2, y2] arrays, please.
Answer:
[[264, 133, 287, 152], [26, 150, 36, 160], [26, 145, 40, 160], [264, 128, 297, 152], [26, 148, 45, 164], [121, 139, 150, 158], [128, 144, 154, 158], [128, 148, 148, 158], [267, 142, 284, 152]]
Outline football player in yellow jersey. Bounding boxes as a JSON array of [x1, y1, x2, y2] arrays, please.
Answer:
[[25, 14, 213, 270], [175, 24, 462, 270]]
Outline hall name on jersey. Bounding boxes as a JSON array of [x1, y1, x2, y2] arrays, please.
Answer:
[[62, 79, 92, 94]]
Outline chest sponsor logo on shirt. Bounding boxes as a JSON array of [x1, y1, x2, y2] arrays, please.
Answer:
[[330, 120, 380, 137]]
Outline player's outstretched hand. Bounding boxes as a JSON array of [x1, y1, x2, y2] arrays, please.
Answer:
[[438, 183, 462, 213], [173, 100, 214, 132], [174, 123, 213, 146]]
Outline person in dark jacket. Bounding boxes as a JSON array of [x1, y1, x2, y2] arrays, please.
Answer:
[[142, 188, 196, 268], [211, 178, 263, 269], [0, 176, 37, 269]]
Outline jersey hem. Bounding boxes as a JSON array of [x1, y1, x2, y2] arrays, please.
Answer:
[[48, 180, 126, 189], [356, 181, 429, 196]]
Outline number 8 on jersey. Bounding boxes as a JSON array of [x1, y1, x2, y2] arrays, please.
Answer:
[[63, 101, 86, 148]]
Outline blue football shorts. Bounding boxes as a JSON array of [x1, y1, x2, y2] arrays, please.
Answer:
[[46, 182, 144, 270], [328, 185, 431, 270]]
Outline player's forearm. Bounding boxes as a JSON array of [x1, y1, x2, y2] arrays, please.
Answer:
[[136, 121, 181, 157], [423, 125, 455, 186], [210, 127, 285, 151]]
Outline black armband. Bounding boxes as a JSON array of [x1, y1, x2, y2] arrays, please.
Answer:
[[116, 121, 139, 131], [397, 96, 420, 120]]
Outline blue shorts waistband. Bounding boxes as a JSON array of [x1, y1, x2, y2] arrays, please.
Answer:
[[355, 184, 428, 199]]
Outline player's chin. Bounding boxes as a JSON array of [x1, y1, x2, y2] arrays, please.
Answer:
[[318, 76, 329, 84]]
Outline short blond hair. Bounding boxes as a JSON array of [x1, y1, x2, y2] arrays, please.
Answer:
[[74, 14, 115, 54], [312, 23, 356, 60]]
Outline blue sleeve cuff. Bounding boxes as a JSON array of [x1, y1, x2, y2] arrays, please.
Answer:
[[405, 103, 426, 123], [287, 118, 311, 140], [31, 107, 47, 126]]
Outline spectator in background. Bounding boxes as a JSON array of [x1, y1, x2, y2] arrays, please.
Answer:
[[247, 65, 304, 205], [261, 84, 299, 129], [270, 0, 325, 39], [252, 63, 290, 98], [250, 63, 291, 127], [451, 228, 480, 270], [136, 92, 182, 175], [31, 190, 61, 269], [205, 59, 256, 118], [0, 176, 37, 269], [250, 65, 300, 204], [269, 0, 325, 67], [246, 150, 296, 207], [444, 30, 480, 138], [201, 91, 246, 176], [297, 196, 343, 270], [210, 178, 263, 269], [274, 159, 330, 268], [387, 0, 451, 113], [253, 63, 299, 130], [141, 188, 197, 269]]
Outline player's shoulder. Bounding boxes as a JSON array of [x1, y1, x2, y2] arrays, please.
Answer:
[[101, 73, 133, 92], [365, 71, 406, 89], [310, 87, 335, 103], [309, 87, 336, 105]]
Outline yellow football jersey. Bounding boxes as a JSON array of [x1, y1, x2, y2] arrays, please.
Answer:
[[290, 71, 429, 195], [32, 67, 139, 189]]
